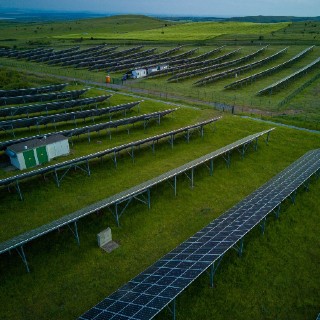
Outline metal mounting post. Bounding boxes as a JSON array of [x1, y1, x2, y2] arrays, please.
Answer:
[[169, 134, 174, 149], [265, 131, 271, 145], [209, 159, 214, 176], [67, 221, 80, 245], [254, 137, 258, 151], [273, 205, 281, 219], [303, 179, 310, 191], [233, 238, 244, 257], [186, 130, 190, 143], [289, 190, 297, 204], [223, 151, 231, 168], [209, 257, 223, 287], [167, 299, 176, 320], [260, 217, 267, 235], [16, 246, 30, 273], [14, 180, 23, 201]]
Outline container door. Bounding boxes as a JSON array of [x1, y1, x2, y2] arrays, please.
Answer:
[[36, 146, 48, 164], [23, 149, 36, 168]]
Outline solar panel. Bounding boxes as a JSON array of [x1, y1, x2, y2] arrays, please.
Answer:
[[0, 83, 68, 98], [0, 109, 176, 150], [0, 95, 111, 118], [0, 117, 220, 193], [167, 49, 241, 82], [0, 101, 140, 131], [257, 57, 320, 95], [0, 89, 88, 106], [225, 46, 314, 90], [195, 47, 287, 86], [78, 148, 320, 320], [0, 128, 273, 274]]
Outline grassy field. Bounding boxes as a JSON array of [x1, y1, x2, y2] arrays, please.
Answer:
[[55, 21, 288, 41], [0, 97, 319, 319], [0, 15, 175, 47], [0, 15, 320, 320], [1, 43, 320, 130]]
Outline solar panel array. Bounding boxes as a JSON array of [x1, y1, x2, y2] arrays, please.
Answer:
[[194, 47, 288, 86], [0, 118, 219, 196], [0, 101, 140, 132], [146, 46, 225, 78], [106, 48, 199, 73], [0, 83, 68, 98], [257, 57, 320, 95], [0, 89, 88, 106], [79, 148, 320, 320], [224, 45, 314, 90], [168, 47, 269, 83], [0, 129, 274, 273], [0, 95, 111, 118], [78, 46, 182, 70], [167, 49, 242, 82], [0, 109, 176, 151]]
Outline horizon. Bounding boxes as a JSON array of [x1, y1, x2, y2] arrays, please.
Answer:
[[1, 0, 319, 17], [0, 8, 319, 19]]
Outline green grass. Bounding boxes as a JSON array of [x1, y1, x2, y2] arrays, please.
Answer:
[[0, 15, 174, 44], [56, 21, 288, 41], [0, 95, 319, 319], [1, 43, 319, 130], [0, 18, 320, 320]]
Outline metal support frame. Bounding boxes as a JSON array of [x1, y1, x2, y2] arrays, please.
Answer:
[[167, 299, 176, 320], [208, 256, 223, 287], [260, 217, 267, 235], [289, 190, 297, 204], [109, 188, 151, 226], [209, 159, 214, 176], [222, 151, 231, 168], [302, 178, 310, 191], [237, 142, 250, 159], [169, 134, 174, 149], [127, 146, 135, 163], [54, 161, 91, 187], [265, 131, 271, 145], [167, 176, 178, 197], [16, 246, 30, 273], [67, 221, 80, 245], [14, 180, 23, 201], [232, 238, 244, 257], [253, 137, 259, 151], [272, 205, 281, 219], [184, 168, 194, 189]]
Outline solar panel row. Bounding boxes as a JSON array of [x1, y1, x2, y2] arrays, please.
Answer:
[[194, 47, 288, 86], [0, 108, 175, 151], [0, 83, 68, 98], [224, 46, 314, 90], [0, 95, 112, 118], [0, 129, 273, 274], [79, 148, 319, 320], [0, 101, 140, 131], [257, 57, 320, 95], [146, 46, 225, 78], [169, 47, 267, 82], [0, 116, 216, 197], [0, 89, 88, 106], [167, 49, 242, 82]]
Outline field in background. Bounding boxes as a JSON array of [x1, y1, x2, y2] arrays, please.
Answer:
[[55, 21, 288, 41], [0, 15, 319, 320]]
